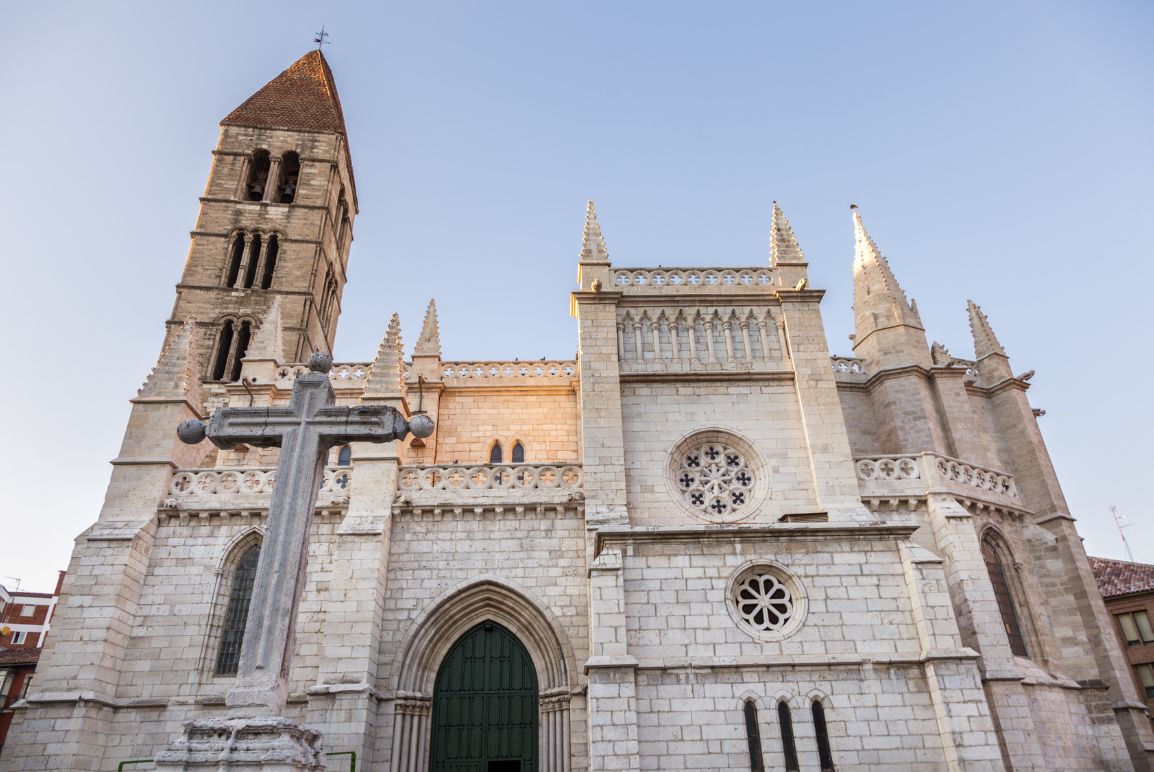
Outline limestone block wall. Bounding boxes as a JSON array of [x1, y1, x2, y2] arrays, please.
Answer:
[[372, 505, 591, 770], [619, 381, 818, 525], [620, 535, 921, 662], [431, 389, 580, 464]]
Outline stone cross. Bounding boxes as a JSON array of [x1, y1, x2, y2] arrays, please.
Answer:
[[178, 352, 432, 714]]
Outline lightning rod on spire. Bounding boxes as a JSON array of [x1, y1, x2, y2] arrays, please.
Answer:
[[314, 26, 331, 50]]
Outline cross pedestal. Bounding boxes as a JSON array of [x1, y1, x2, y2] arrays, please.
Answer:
[[156, 353, 432, 770]]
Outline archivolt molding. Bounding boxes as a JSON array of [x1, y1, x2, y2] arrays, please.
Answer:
[[390, 576, 576, 695]]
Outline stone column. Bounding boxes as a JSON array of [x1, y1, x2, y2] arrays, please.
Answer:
[[262, 159, 283, 203]]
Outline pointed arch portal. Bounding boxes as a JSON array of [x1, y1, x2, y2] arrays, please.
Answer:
[[431, 622, 539, 772]]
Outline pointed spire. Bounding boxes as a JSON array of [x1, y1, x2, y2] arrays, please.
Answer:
[[967, 300, 1007, 359], [852, 210, 921, 328], [245, 297, 284, 362], [415, 299, 441, 358], [769, 202, 805, 265], [138, 318, 201, 407], [580, 200, 610, 263], [363, 312, 406, 400], [222, 50, 348, 136]]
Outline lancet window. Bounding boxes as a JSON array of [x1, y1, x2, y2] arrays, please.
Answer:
[[278, 152, 300, 204], [744, 701, 765, 772], [215, 543, 260, 676], [511, 441, 525, 464], [244, 149, 271, 202], [337, 445, 352, 466], [489, 441, 503, 463], [222, 232, 279, 290], [981, 531, 1029, 658], [209, 317, 254, 382], [778, 702, 799, 772], [812, 700, 835, 771]]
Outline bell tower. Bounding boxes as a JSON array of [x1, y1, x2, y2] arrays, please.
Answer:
[[165, 50, 357, 382]]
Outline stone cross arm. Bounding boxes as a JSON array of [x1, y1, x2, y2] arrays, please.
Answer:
[[200, 403, 413, 450]]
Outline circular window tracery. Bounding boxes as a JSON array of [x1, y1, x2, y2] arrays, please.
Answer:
[[674, 439, 757, 520], [733, 572, 793, 631], [726, 562, 806, 640]]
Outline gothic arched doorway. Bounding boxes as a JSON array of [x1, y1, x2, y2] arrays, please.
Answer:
[[430, 621, 539, 772]]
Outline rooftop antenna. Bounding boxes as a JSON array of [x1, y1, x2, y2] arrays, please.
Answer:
[[1111, 506, 1135, 562], [314, 26, 331, 50], [2, 576, 21, 591]]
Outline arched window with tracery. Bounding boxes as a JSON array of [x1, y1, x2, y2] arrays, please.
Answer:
[[778, 702, 799, 772], [210, 320, 234, 381], [216, 543, 260, 676], [229, 320, 252, 381], [743, 701, 765, 772], [812, 700, 835, 771], [982, 531, 1029, 658], [245, 149, 271, 201], [242, 233, 262, 289], [511, 441, 525, 464], [489, 441, 503, 464], [278, 152, 300, 203], [225, 233, 245, 287]]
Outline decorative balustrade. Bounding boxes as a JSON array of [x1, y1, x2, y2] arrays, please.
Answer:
[[854, 454, 1020, 506], [440, 362, 576, 380], [397, 463, 583, 505], [613, 268, 773, 292], [167, 466, 352, 508], [831, 356, 867, 379]]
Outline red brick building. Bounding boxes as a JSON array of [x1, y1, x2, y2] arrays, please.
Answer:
[[0, 572, 64, 754], [1089, 556, 1154, 724]]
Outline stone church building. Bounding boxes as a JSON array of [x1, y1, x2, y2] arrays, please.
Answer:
[[3, 51, 1152, 771]]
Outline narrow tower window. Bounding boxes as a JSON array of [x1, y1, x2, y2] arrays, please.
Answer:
[[489, 442, 503, 464], [511, 441, 525, 464], [337, 445, 352, 467], [242, 234, 262, 289], [229, 321, 252, 382], [260, 235, 278, 289], [279, 152, 300, 204], [245, 150, 271, 202], [812, 701, 835, 771], [225, 234, 245, 287], [778, 702, 799, 772], [982, 533, 1029, 657], [744, 701, 765, 772], [211, 320, 234, 381], [215, 544, 260, 676]]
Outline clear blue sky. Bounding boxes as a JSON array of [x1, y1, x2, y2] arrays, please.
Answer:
[[1, 1, 1151, 591]]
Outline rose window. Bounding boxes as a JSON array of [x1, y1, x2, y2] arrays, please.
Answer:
[[676, 441, 754, 518], [733, 572, 794, 632]]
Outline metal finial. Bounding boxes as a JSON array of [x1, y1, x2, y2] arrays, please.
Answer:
[[314, 26, 331, 50]]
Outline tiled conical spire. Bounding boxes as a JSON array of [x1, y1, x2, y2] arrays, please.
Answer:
[[769, 202, 805, 265], [967, 300, 1007, 359], [415, 299, 441, 358], [222, 50, 348, 136], [244, 297, 284, 362], [138, 318, 201, 408], [580, 200, 610, 263], [363, 313, 406, 400]]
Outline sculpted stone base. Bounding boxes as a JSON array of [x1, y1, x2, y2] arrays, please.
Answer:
[[154, 716, 325, 771]]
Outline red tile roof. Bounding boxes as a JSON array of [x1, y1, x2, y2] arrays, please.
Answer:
[[1089, 556, 1154, 599], [0, 645, 39, 667], [223, 51, 348, 135]]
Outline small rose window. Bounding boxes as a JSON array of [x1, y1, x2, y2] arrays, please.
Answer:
[[676, 440, 754, 518], [733, 572, 794, 632]]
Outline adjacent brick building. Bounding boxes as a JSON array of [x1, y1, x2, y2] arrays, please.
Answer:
[[0, 574, 63, 756], [2, 51, 1152, 770], [1091, 557, 1154, 724]]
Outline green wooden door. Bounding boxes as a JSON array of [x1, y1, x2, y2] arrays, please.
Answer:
[[430, 622, 539, 772]]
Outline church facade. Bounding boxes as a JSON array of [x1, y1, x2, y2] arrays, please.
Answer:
[[3, 51, 1152, 771]]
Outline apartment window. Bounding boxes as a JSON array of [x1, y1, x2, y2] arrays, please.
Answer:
[[0, 669, 11, 702], [1137, 664, 1154, 699], [11, 631, 27, 645], [20, 605, 35, 617], [1117, 611, 1154, 645]]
